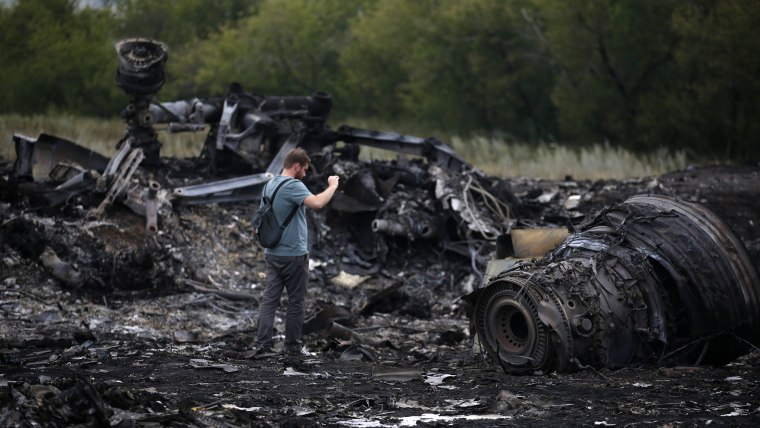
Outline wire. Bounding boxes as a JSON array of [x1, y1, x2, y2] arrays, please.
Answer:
[[461, 173, 512, 239]]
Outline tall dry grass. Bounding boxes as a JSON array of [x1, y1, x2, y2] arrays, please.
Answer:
[[0, 114, 206, 159], [1, 114, 688, 180], [448, 136, 688, 180]]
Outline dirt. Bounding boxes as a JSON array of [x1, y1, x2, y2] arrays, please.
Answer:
[[1, 157, 759, 427]]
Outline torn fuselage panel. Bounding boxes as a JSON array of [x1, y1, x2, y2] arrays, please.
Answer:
[[12, 133, 109, 182]]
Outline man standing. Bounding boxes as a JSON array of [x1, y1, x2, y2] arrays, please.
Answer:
[[254, 148, 339, 356]]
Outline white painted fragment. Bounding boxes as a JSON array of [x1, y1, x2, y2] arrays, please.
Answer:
[[222, 404, 262, 412], [444, 398, 481, 408], [283, 367, 308, 376], [399, 413, 512, 426], [632, 382, 652, 388], [424, 373, 455, 386]]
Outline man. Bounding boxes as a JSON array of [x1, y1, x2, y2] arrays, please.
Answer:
[[254, 148, 339, 356]]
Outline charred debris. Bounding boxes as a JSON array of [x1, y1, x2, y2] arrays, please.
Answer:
[[469, 195, 760, 374], [3, 38, 519, 281], [1, 38, 759, 378]]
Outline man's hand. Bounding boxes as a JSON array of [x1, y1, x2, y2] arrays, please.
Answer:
[[304, 175, 341, 209]]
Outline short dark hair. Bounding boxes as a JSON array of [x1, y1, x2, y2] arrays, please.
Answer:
[[283, 148, 311, 169]]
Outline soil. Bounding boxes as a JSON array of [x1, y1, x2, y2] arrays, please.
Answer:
[[1, 156, 759, 427]]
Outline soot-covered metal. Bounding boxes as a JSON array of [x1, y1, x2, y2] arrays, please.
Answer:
[[7, 39, 517, 276], [470, 195, 760, 374]]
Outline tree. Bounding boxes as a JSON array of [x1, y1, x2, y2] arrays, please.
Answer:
[[113, 0, 256, 51], [410, 0, 556, 138], [0, 0, 120, 115], [535, 0, 679, 147], [339, 0, 427, 119], [341, 0, 556, 138], [659, 0, 760, 160], [166, 0, 365, 104]]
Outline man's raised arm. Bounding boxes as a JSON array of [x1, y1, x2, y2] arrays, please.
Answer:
[[303, 175, 340, 210]]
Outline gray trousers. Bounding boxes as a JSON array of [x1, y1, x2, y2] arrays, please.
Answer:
[[255, 254, 309, 350]]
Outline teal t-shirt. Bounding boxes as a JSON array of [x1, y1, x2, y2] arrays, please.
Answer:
[[261, 175, 313, 256]]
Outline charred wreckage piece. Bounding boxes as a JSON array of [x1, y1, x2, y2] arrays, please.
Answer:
[[6, 38, 517, 273], [468, 195, 760, 374]]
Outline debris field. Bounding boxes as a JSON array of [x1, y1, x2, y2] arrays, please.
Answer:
[[1, 154, 759, 426]]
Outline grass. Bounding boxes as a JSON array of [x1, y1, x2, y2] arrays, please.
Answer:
[[448, 136, 688, 180], [1, 114, 688, 180], [0, 114, 206, 159]]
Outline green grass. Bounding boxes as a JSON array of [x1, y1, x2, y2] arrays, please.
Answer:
[[1, 114, 688, 180]]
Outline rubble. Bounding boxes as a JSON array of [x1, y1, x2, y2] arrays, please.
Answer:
[[2, 157, 760, 426]]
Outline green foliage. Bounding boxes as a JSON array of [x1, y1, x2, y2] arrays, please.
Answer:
[[431, 0, 556, 138], [340, 0, 555, 138], [339, 0, 428, 119], [167, 0, 364, 100], [0, 0, 121, 115], [662, 0, 760, 160], [538, 0, 679, 146], [113, 0, 257, 49]]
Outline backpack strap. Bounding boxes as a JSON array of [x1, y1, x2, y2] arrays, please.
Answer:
[[269, 178, 301, 231], [268, 178, 291, 203], [280, 200, 300, 230]]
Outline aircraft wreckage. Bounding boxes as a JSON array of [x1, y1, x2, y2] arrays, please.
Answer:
[[2, 39, 759, 374], [8, 38, 515, 271], [468, 195, 760, 374]]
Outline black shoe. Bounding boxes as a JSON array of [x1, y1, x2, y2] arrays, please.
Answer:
[[251, 346, 277, 359], [284, 346, 314, 357]]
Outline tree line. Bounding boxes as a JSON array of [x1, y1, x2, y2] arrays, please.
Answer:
[[1, 0, 758, 161]]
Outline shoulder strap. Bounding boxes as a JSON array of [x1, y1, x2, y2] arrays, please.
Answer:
[[280, 201, 300, 229], [269, 178, 301, 230], [269, 178, 292, 202]]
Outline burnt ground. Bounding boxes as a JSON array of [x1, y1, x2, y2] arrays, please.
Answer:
[[1, 157, 759, 427]]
